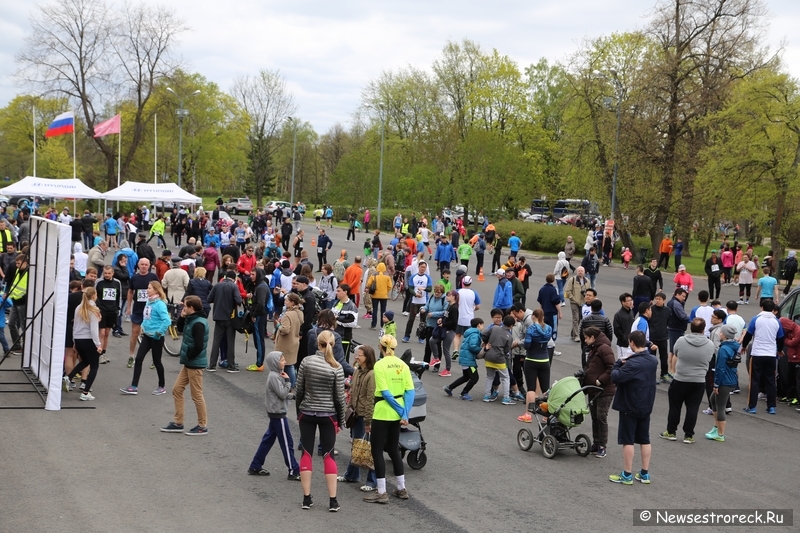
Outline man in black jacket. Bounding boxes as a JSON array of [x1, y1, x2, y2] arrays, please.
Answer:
[[643, 258, 663, 300], [207, 271, 243, 373], [613, 293, 636, 360], [293, 275, 317, 368], [81, 210, 97, 250], [222, 237, 240, 264], [666, 288, 690, 380], [280, 218, 293, 251], [247, 268, 270, 371], [580, 299, 613, 367], [136, 232, 156, 267], [649, 292, 671, 383], [632, 265, 653, 311]]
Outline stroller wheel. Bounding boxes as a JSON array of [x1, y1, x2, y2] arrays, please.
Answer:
[[517, 428, 534, 451], [406, 450, 427, 470], [575, 434, 592, 457], [541, 435, 558, 459]]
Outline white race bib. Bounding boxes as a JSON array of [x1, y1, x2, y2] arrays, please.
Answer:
[[711, 264, 719, 272], [102, 288, 117, 301], [317, 247, 323, 254], [143, 305, 152, 320], [137, 289, 148, 302]]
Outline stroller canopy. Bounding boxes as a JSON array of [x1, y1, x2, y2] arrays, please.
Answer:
[[548, 376, 590, 427]]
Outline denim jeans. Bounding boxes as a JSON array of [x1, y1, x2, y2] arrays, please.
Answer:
[[588, 272, 597, 289], [253, 315, 267, 367], [285, 364, 296, 389], [556, 279, 565, 303], [343, 416, 377, 487]]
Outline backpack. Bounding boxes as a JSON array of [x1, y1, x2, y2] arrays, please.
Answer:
[[560, 266, 569, 280], [333, 260, 346, 282], [310, 287, 325, 322]]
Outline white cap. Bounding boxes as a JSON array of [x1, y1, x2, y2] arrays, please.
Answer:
[[495, 268, 505, 276], [462, 276, 473, 285]]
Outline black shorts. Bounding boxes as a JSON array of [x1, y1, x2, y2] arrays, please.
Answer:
[[617, 413, 651, 445], [456, 324, 469, 335], [100, 311, 118, 329], [315, 216, 321, 222]]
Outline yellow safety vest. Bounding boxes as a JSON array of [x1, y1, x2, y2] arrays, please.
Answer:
[[9, 270, 27, 301], [0, 229, 12, 254]]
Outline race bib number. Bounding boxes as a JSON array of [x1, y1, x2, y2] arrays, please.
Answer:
[[680, 284, 690, 291], [317, 247, 323, 254], [137, 289, 148, 302], [711, 264, 719, 272], [103, 288, 117, 301], [143, 305, 152, 320]]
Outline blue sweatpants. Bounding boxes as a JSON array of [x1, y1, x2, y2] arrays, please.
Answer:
[[249, 417, 300, 475]]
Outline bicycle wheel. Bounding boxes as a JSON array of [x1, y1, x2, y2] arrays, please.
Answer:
[[164, 324, 181, 356], [390, 281, 400, 301]]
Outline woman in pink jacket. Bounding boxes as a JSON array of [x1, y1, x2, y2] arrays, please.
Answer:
[[203, 242, 221, 282], [720, 245, 734, 286], [673, 264, 694, 292]]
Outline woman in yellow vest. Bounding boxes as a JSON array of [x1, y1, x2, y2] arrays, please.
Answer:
[[363, 335, 415, 504]]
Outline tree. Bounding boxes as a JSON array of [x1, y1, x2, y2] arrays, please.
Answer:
[[231, 69, 298, 207], [16, 0, 185, 189]]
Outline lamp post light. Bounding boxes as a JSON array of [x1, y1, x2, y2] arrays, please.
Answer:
[[593, 69, 624, 221], [377, 106, 385, 230], [288, 117, 297, 205], [166, 87, 200, 188]]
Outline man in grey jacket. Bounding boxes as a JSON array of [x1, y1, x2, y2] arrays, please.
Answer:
[[659, 318, 714, 443], [207, 270, 243, 373]]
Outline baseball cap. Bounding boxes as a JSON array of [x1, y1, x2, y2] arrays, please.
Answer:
[[678, 264, 686, 271], [462, 275, 473, 285], [495, 268, 505, 276], [296, 275, 310, 285], [711, 249, 718, 253]]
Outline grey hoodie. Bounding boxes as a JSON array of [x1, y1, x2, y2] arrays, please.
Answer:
[[672, 333, 714, 383], [265, 351, 292, 418]]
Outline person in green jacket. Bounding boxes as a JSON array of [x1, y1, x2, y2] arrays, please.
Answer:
[[161, 295, 209, 435], [148, 215, 168, 249], [457, 241, 473, 268]]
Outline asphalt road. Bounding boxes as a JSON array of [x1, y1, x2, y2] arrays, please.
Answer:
[[1, 220, 797, 533]]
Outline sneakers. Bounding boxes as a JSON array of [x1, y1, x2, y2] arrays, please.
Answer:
[[460, 394, 473, 401], [112, 331, 122, 338], [711, 434, 725, 442], [501, 397, 516, 406], [402, 336, 410, 343], [737, 299, 744, 305], [725, 407, 733, 414], [127, 357, 134, 368], [742, 406, 757, 414], [596, 446, 607, 458], [778, 396, 791, 404], [609, 471, 633, 485], [206, 367, 216, 372], [443, 386, 453, 397], [702, 408, 713, 415], [360, 485, 375, 492], [490, 391, 499, 401], [62, 375, 71, 393], [660, 374, 673, 383], [185, 425, 208, 436], [392, 488, 409, 500], [363, 491, 389, 504], [482, 395, 494, 402], [120, 386, 138, 395], [362, 313, 372, 319], [246, 364, 264, 371], [287, 474, 301, 481], [732, 388, 740, 394], [683, 436, 695, 444], [659, 431, 676, 441], [418, 338, 425, 344], [705, 427, 719, 440], [402, 311, 409, 316], [302, 495, 313, 509], [99, 354, 110, 364], [635, 471, 651, 484], [152, 387, 167, 395], [518, 413, 532, 423], [512, 391, 526, 402], [451, 350, 459, 361], [329, 497, 340, 512], [758, 392, 767, 401], [161, 422, 184, 433], [767, 407, 776, 415], [227, 365, 240, 373], [438, 370, 452, 377], [79, 392, 95, 401], [248, 468, 270, 476], [429, 358, 441, 368]]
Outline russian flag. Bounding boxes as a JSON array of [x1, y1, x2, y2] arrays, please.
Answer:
[[45, 111, 75, 138]]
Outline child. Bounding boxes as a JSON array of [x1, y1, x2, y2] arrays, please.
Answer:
[[363, 239, 372, 258], [622, 247, 633, 269], [439, 270, 452, 292], [481, 315, 516, 405], [380, 310, 397, 339], [247, 351, 301, 480], [443, 317, 483, 401]]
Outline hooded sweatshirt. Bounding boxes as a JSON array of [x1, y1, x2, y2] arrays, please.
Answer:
[[672, 332, 714, 382], [265, 351, 292, 418], [459, 327, 483, 367], [554, 252, 570, 279], [492, 277, 513, 309]]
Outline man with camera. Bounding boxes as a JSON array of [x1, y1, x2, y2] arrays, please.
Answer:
[[565, 266, 590, 343]]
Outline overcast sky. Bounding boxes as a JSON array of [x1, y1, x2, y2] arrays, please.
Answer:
[[1, 0, 799, 134]]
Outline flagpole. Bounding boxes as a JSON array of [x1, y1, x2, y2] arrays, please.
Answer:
[[117, 118, 121, 188], [72, 117, 76, 179], [154, 113, 158, 184], [32, 104, 36, 177]]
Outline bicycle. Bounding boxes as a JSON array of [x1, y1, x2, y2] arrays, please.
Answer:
[[390, 270, 405, 301], [136, 302, 182, 357]]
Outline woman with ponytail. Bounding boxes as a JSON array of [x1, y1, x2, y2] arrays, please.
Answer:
[[364, 334, 415, 504], [64, 288, 103, 401], [121, 281, 171, 396], [295, 329, 346, 512]]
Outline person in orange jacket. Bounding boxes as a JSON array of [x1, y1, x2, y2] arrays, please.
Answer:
[[658, 236, 673, 270]]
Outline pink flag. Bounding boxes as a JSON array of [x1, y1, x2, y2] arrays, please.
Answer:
[[93, 114, 121, 138]]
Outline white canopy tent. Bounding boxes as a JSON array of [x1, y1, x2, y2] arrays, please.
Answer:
[[0, 176, 103, 199], [100, 181, 201, 204]]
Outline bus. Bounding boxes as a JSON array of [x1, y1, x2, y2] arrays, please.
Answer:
[[530, 198, 599, 218]]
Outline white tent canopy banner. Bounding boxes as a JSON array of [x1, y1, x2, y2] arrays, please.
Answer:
[[100, 181, 201, 204], [0, 176, 103, 199]]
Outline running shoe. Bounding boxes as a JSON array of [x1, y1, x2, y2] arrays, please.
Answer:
[[287, 474, 301, 481], [460, 394, 473, 401], [120, 386, 138, 395], [596, 446, 607, 458], [791, 398, 799, 406], [443, 386, 452, 397], [329, 497, 340, 512], [418, 338, 425, 344], [778, 397, 791, 404], [490, 390, 499, 401], [402, 311, 409, 316], [392, 488, 409, 500], [683, 436, 695, 444], [160, 422, 184, 433], [767, 407, 776, 415], [206, 367, 216, 372], [402, 336, 410, 343], [246, 364, 264, 371], [659, 431, 676, 441], [99, 354, 110, 364], [439, 370, 452, 377], [482, 395, 493, 402], [705, 427, 718, 440], [609, 472, 633, 485], [362, 313, 372, 319], [248, 468, 270, 476], [363, 492, 388, 504], [702, 408, 713, 415], [79, 392, 95, 401], [127, 357, 134, 368], [429, 358, 440, 368], [152, 387, 167, 395], [185, 425, 208, 436], [742, 406, 757, 414], [758, 392, 767, 401], [451, 350, 459, 361], [512, 391, 526, 402], [227, 365, 240, 373], [62, 376, 71, 393], [302, 495, 313, 509], [635, 471, 651, 484], [725, 407, 733, 414], [360, 485, 375, 492], [501, 397, 516, 406], [711, 434, 725, 442], [517, 413, 532, 423]]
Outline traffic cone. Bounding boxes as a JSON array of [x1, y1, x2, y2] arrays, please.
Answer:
[[311, 237, 316, 247], [478, 268, 485, 281]]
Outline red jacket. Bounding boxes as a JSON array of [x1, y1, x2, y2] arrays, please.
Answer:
[[237, 253, 256, 275], [779, 317, 800, 363]]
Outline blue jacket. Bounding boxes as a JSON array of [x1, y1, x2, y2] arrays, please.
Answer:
[[434, 242, 455, 263], [714, 340, 740, 388], [508, 235, 521, 252], [203, 233, 221, 248], [493, 278, 513, 309], [142, 298, 171, 338], [611, 348, 658, 417], [524, 322, 552, 347], [424, 294, 447, 327], [318, 234, 333, 252], [537, 284, 560, 316], [459, 327, 483, 367]]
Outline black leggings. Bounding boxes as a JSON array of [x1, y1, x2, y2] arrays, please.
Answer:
[[524, 359, 551, 394], [299, 413, 337, 457], [739, 283, 752, 299], [132, 334, 165, 388], [708, 277, 721, 300], [370, 419, 403, 479], [70, 339, 100, 391], [447, 367, 479, 394]]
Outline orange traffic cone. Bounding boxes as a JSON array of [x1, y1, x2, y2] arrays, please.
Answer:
[[478, 268, 485, 281], [311, 237, 316, 247]]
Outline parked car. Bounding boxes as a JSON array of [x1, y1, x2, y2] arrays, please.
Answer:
[[223, 197, 253, 215], [263, 200, 292, 215], [0, 196, 9, 208]]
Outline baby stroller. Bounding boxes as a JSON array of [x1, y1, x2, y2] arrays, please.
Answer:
[[516, 376, 602, 459], [399, 349, 428, 469]]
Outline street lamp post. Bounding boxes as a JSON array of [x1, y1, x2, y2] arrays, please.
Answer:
[[288, 117, 297, 205], [166, 88, 200, 188], [377, 107, 385, 230], [593, 70, 624, 221]]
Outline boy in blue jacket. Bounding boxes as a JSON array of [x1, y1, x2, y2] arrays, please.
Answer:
[[443, 318, 484, 401], [247, 350, 301, 480], [609, 330, 658, 485]]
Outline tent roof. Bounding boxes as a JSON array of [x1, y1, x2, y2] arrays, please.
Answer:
[[0, 176, 103, 199], [100, 181, 202, 204]]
